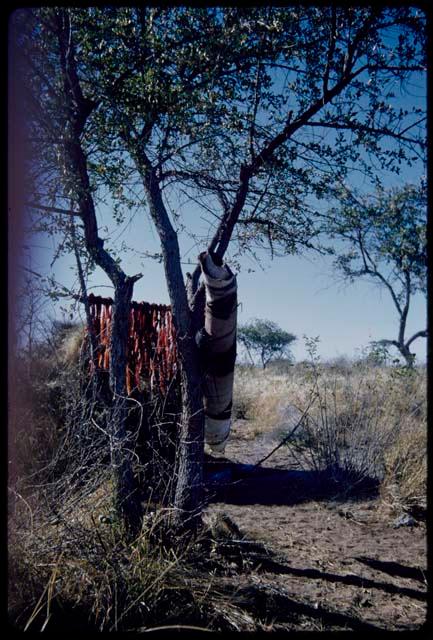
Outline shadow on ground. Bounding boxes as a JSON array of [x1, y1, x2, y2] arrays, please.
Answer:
[[225, 582, 384, 631], [354, 556, 427, 584], [245, 556, 427, 602], [196, 507, 427, 632], [204, 454, 379, 506]]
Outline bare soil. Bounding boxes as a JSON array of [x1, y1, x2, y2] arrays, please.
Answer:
[[202, 419, 428, 632]]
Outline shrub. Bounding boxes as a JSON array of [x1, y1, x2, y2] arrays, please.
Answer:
[[382, 414, 427, 517], [231, 357, 426, 505], [8, 479, 200, 631], [293, 360, 425, 496]]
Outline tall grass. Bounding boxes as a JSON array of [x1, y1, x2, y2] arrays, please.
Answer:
[[8, 325, 427, 630], [233, 355, 426, 507], [8, 324, 252, 631], [8, 477, 211, 631]]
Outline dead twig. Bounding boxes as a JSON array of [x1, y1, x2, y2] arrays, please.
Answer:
[[254, 396, 315, 467]]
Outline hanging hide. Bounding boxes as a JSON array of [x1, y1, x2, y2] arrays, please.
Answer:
[[196, 251, 237, 453]]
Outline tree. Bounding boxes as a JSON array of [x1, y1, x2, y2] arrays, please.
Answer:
[[15, 7, 426, 532], [238, 319, 296, 369], [322, 181, 427, 367], [11, 9, 144, 538]]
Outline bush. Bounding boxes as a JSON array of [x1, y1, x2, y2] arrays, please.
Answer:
[[8, 479, 202, 631], [382, 415, 427, 517], [231, 358, 426, 504]]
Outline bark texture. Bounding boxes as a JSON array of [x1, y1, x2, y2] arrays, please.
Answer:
[[109, 277, 142, 537], [132, 157, 206, 532]]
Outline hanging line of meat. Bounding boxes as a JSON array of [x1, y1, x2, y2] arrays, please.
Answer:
[[86, 293, 178, 396]]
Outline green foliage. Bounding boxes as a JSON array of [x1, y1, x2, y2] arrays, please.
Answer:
[[238, 318, 296, 369], [326, 181, 427, 294], [16, 6, 427, 269], [365, 341, 391, 367]]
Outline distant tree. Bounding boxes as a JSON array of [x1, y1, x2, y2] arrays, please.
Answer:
[[323, 181, 427, 367], [238, 319, 296, 369]]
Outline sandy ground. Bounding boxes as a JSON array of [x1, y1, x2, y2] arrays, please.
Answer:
[[202, 419, 428, 631]]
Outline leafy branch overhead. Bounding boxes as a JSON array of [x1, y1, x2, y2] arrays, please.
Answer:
[[20, 6, 426, 269]]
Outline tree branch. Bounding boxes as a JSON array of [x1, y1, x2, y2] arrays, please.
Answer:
[[158, 134, 220, 168], [376, 339, 400, 348], [206, 53, 372, 262], [358, 240, 404, 317], [305, 120, 425, 147], [25, 202, 81, 216], [205, 5, 385, 262], [160, 169, 230, 214], [398, 269, 411, 345], [53, 8, 136, 288], [248, 61, 262, 162], [405, 330, 427, 349], [130, 146, 191, 334], [323, 6, 337, 95]]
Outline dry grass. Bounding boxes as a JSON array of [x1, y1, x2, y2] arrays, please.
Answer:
[[8, 476, 270, 632], [9, 479, 197, 631], [233, 360, 427, 504], [382, 421, 427, 516], [8, 326, 427, 631]]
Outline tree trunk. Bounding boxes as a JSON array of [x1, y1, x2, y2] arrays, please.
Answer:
[[137, 164, 205, 533], [172, 337, 205, 533], [33, 7, 145, 540], [109, 276, 143, 538], [64, 129, 143, 539], [398, 343, 415, 368]]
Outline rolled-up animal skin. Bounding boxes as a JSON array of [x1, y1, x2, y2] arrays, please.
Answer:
[[196, 251, 237, 453]]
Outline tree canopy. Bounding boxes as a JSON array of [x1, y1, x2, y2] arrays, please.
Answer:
[[17, 6, 426, 271], [238, 319, 296, 369], [322, 180, 427, 365]]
